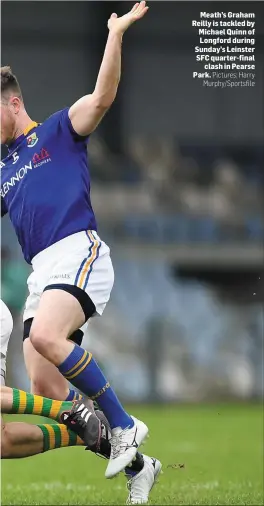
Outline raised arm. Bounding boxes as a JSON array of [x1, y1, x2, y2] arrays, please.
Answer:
[[69, 2, 148, 136]]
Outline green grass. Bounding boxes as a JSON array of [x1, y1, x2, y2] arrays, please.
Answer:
[[1, 404, 263, 505]]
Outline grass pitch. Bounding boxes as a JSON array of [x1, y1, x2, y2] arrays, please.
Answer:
[[1, 404, 263, 505]]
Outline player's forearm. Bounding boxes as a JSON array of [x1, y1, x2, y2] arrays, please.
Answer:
[[93, 31, 123, 108]]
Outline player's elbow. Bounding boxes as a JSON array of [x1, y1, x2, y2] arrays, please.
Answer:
[[92, 91, 116, 111]]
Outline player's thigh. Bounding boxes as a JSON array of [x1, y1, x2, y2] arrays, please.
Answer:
[[23, 337, 69, 399], [25, 266, 84, 341], [30, 231, 114, 345], [30, 289, 85, 344]]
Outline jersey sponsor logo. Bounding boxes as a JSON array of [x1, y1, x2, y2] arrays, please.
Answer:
[[27, 132, 38, 148], [32, 148, 51, 167], [0, 149, 52, 197], [0, 161, 5, 169], [0, 162, 33, 197]]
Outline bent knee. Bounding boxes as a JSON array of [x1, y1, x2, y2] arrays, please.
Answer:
[[31, 377, 65, 399], [29, 327, 55, 358]]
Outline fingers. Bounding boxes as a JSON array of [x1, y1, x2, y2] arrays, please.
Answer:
[[110, 13, 118, 19], [132, 1, 149, 19], [131, 3, 140, 13], [137, 6, 149, 19]]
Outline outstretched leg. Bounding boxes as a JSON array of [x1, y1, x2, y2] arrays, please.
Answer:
[[1, 416, 83, 459], [1, 386, 74, 422]]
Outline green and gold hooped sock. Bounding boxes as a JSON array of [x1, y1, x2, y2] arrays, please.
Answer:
[[37, 424, 84, 451], [11, 388, 73, 422]]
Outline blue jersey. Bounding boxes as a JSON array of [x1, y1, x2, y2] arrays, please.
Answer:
[[1, 109, 97, 264]]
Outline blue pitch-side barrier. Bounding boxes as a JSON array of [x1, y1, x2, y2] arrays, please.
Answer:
[[123, 214, 263, 243]]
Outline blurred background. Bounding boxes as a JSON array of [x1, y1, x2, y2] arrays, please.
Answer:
[[1, 1, 263, 402]]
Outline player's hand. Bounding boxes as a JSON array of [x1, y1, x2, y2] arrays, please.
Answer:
[[108, 1, 149, 35]]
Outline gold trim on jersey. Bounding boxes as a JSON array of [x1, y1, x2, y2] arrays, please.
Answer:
[[23, 121, 39, 136]]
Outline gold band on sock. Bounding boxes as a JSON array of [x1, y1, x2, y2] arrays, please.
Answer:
[[49, 400, 64, 420], [18, 390, 27, 414], [31, 394, 43, 415], [44, 424, 56, 450], [64, 352, 93, 380], [59, 425, 83, 447], [64, 350, 89, 377]]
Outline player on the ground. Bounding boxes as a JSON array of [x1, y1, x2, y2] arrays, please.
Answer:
[[0, 2, 150, 478], [1, 299, 101, 457], [1, 389, 162, 505], [1, 386, 92, 458], [1, 300, 162, 503], [1, 388, 162, 504]]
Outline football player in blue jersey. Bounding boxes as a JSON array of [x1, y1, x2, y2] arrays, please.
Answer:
[[0, 1, 161, 491]]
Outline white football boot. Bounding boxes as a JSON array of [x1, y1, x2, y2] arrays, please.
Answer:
[[105, 416, 149, 479], [126, 454, 162, 504]]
